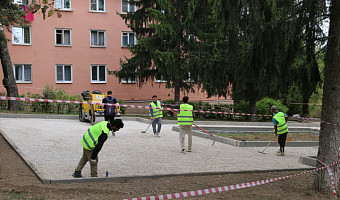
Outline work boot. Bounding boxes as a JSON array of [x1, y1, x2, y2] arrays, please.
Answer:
[[276, 152, 285, 156], [72, 171, 82, 178]]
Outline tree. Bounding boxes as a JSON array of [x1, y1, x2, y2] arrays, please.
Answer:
[[0, 1, 25, 110], [190, 0, 325, 119], [114, 0, 198, 103], [313, 0, 340, 192], [0, 0, 58, 110]]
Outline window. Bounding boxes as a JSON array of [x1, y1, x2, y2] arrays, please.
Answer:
[[13, 0, 29, 5], [91, 30, 106, 47], [56, 65, 72, 83], [14, 64, 32, 83], [122, 77, 136, 84], [122, 0, 135, 13], [55, 0, 71, 10], [12, 26, 31, 45], [155, 75, 167, 83], [55, 29, 71, 46], [122, 32, 136, 47], [91, 65, 106, 83], [90, 0, 105, 12]]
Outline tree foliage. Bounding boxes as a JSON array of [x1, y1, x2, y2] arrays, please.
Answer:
[[190, 0, 326, 116], [114, 0, 198, 103]]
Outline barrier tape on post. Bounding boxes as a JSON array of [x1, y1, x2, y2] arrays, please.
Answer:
[[0, 96, 338, 126], [122, 160, 339, 200]]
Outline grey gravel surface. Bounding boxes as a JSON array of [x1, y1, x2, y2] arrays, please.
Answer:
[[0, 117, 318, 181]]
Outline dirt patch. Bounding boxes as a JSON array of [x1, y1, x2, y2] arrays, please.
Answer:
[[220, 132, 319, 141], [0, 134, 333, 200]]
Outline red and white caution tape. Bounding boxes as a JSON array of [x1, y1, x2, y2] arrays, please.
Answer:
[[316, 159, 338, 198], [122, 160, 339, 200], [0, 96, 337, 126]]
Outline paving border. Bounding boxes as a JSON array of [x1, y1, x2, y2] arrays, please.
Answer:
[[0, 128, 44, 182], [299, 156, 317, 167], [171, 126, 319, 147], [45, 167, 315, 184]]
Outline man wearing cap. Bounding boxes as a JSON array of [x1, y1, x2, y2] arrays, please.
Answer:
[[270, 105, 289, 156], [72, 119, 124, 178], [149, 95, 163, 136]]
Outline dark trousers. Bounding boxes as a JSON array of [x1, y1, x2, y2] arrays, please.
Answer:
[[104, 114, 115, 123], [278, 132, 288, 153]]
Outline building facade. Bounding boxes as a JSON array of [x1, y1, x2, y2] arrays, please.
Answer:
[[2, 0, 231, 103]]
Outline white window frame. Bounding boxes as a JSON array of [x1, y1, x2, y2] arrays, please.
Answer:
[[54, 0, 72, 10], [55, 28, 72, 46], [90, 0, 106, 12], [155, 76, 167, 83], [90, 30, 106, 47], [121, 32, 136, 47], [13, 64, 32, 83], [56, 64, 73, 83], [121, 77, 136, 84], [91, 65, 107, 83], [13, 0, 30, 5], [121, 0, 136, 13], [12, 26, 31, 45]]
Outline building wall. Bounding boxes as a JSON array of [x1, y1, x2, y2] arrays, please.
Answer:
[[1, 0, 231, 102]]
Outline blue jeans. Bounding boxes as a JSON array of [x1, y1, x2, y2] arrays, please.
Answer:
[[152, 118, 162, 134]]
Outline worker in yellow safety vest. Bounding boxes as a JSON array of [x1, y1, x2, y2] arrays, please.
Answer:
[[149, 95, 163, 136], [270, 105, 289, 156], [164, 96, 194, 153], [177, 96, 194, 153], [72, 119, 124, 178]]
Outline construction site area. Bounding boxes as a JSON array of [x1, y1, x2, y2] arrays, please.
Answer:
[[1, 112, 335, 199]]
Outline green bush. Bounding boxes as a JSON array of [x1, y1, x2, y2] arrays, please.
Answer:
[[117, 99, 126, 115], [256, 97, 289, 121]]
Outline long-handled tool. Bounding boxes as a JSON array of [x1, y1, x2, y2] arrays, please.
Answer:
[[166, 107, 219, 146], [258, 134, 276, 155], [141, 119, 154, 133]]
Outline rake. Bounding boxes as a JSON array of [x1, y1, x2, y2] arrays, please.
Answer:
[[166, 107, 219, 146], [258, 134, 276, 155], [141, 119, 154, 133]]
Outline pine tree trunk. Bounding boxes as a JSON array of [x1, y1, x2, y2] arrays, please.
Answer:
[[0, 29, 19, 111], [248, 83, 256, 121], [313, 0, 340, 192], [302, 98, 309, 117], [174, 84, 180, 104]]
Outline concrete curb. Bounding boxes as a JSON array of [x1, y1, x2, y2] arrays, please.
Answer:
[[46, 168, 315, 184], [0, 128, 46, 182], [299, 156, 317, 167], [172, 126, 319, 147]]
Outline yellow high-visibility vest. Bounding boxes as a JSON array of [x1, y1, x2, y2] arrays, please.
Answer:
[[178, 103, 193, 125], [273, 112, 288, 134], [81, 121, 110, 150], [149, 101, 163, 119]]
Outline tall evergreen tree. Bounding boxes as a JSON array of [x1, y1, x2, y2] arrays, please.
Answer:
[[190, 0, 324, 118], [114, 0, 197, 103], [313, 0, 340, 192]]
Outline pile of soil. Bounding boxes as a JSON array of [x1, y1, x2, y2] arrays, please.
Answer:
[[0, 134, 333, 200]]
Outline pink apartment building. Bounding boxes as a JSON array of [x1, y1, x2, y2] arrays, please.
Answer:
[[2, 0, 231, 103]]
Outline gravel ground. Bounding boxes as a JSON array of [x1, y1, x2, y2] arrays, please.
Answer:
[[0, 117, 318, 182]]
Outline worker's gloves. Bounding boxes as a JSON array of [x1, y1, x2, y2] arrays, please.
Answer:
[[90, 159, 97, 165]]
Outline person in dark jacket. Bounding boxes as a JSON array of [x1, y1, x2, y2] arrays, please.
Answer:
[[72, 119, 124, 178], [102, 91, 117, 123]]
